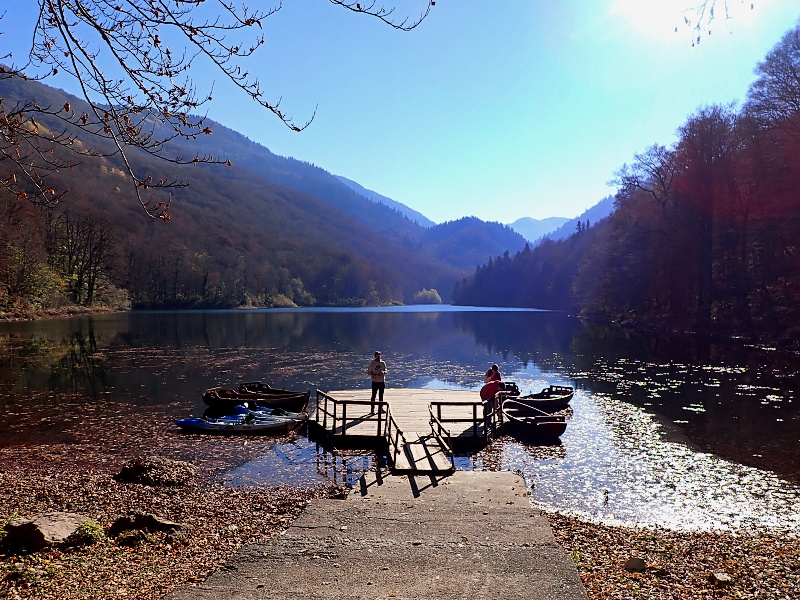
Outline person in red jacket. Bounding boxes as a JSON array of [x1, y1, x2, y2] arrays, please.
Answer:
[[484, 364, 501, 384]]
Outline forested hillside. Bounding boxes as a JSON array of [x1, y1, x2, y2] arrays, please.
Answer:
[[335, 175, 436, 228], [0, 78, 525, 313], [541, 196, 616, 243], [455, 24, 800, 344]]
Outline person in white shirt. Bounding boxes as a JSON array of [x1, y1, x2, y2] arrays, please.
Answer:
[[368, 350, 387, 410]]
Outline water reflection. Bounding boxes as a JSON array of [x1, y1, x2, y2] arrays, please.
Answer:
[[217, 436, 375, 489], [497, 388, 800, 532], [1, 307, 799, 532]]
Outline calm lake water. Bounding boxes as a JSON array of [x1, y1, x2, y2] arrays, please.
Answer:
[[1, 306, 798, 532]]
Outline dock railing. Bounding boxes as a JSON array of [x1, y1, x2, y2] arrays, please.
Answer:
[[485, 394, 506, 436], [384, 409, 408, 468], [428, 405, 455, 470], [315, 389, 410, 467], [315, 390, 505, 472], [315, 389, 388, 437], [429, 398, 503, 443]]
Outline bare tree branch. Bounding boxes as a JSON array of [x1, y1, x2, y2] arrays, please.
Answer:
[[328, 0, 433, 31], [1, 1, 434, 218], [680, 0, 755, 47]]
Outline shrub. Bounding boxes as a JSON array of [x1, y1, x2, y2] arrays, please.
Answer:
[[116, 529, 156, 547], [66, 520, 106, 546], [411, 288, 442, 304]]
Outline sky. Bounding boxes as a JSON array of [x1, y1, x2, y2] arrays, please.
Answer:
[[5, 1, 800, 223]]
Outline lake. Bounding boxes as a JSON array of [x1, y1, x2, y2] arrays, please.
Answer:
[[1, 306, 798, 532]]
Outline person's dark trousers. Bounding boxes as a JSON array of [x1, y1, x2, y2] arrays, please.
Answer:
[[370, 381, 385, 411]]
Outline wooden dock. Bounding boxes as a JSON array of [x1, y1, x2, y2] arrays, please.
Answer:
[[313, 388, 498, 474]]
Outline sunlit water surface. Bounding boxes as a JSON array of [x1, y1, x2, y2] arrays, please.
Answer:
[[499, 375, 800, 532], [1, 308, 798, 532]]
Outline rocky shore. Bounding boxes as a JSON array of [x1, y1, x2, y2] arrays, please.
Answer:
[[548, 513, 798, 600], [0, 453, 343, 599], [1, 444, 797, 600]]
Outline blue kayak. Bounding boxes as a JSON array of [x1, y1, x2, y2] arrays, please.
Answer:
[[176, 406, 307, 434]]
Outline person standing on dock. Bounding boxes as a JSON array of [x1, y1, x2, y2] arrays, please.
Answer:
[[368, 350, 387, 410], [481, 364, 503, 417]]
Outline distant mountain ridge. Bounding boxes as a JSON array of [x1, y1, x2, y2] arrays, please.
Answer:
[[335, 175, 436, 227], [422, 217, 528, 268], [543, 196, 616, 242], [164, 114, 530, 271], [508, 216, 570, 243]]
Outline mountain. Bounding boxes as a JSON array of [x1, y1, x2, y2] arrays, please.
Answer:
[[163, 123, 426, 247], [0, 76, 533, 309], [421, 218, 528, 270], [508, 216, 570, 243], [539, 196, 616, 242], [335, 175, 436, 227], [162, 113, 523, 271]]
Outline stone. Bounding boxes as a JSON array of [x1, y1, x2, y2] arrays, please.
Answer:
[[709, 571, 733, 586], [108, 512, 184, 536], [114, 456, 198, 486], [1, 512, 88, 553], [623, 557, 648, 573]]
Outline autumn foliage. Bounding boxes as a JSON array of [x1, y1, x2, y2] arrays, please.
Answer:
[[455, 23, 800, 344]]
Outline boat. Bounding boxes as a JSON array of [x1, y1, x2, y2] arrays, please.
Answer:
[[513, 385, 574, 412], [479, 380, 521, 400], [231, 404, 307, 420], [176, 405, 308, 434], [500, 397, 567, 439], [201, 385, 310, 412], [238, 381, 303, 396]]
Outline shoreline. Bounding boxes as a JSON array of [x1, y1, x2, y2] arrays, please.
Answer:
[[1, 452, 797, 599], [0, 306, 119, 322]]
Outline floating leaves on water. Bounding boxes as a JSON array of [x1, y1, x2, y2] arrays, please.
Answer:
[[498, 392, 800, 533]]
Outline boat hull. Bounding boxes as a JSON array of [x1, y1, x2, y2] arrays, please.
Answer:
[[202, 386, 310, 412], [176, 411, 307, 435], [514, 385, 574, 412], [501, 397, 568, 439]]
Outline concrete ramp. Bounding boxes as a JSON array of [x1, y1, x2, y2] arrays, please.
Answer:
[[163, 471, 588, 600]]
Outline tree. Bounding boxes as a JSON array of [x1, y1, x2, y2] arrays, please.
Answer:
[[412, 288, 442, 304], [1, 1, 434, 218], [745, 22, 800, 139], [45, 209, 116, 305], [674, 104, 738, 326], [0, 194, 58, 309], [613, 144, 677, 211]]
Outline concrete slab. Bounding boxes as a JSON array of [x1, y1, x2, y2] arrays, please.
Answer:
[[163, 471, 588, 600]]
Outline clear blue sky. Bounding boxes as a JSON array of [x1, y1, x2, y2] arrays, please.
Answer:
[[5, 1, 800, 223]]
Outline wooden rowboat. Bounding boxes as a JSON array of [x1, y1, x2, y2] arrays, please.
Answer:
[[501, 397, 567, 439], [514, 385, 574, 413], [479, 380, 521, 400], [238, 382, 303, 396], [201, 385, 309, 412]]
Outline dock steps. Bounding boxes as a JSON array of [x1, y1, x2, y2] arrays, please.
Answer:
[[314, 389, 493, 474], [394, 431, 454, 473]]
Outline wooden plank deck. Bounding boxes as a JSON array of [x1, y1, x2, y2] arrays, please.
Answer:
[[324, 388, 483, 433], [316, 388, 488, 473]]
